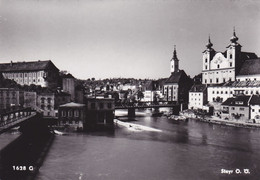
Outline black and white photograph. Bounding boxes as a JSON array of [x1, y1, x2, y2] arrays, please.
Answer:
[[0, 0, 260, 179]]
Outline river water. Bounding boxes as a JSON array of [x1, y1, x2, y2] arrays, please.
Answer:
[[2, 109, 260, 180]]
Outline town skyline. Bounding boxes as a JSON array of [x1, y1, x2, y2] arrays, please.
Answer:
[[0, 0, 260, 80]]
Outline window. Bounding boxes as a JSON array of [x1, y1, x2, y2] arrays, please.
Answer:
[[68, 110, 73, 117], [210, 79, 212, 83], [252, 109, 255, 112], [216, 91, 219, 94], [221, 91, 223, 94], [205, 58, 207, 63], [205, 79, 207, 84], [74, 110, 79, 117], [205, 65, 207, 69], [223, 79, 225, 83], [232, 107, 235, 110], [41, 97, 45, 103], [239, 108, 244, 111], [216, 78, 219, 83], [62, 110, 66, 117], [217, 64, 220, 69], [212, 91, 215, 94], [230, 54, 232, 59], [108, 103, 112, 109]]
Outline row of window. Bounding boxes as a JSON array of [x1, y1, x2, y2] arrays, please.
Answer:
[[204, 63, 232, 70], [252, 109, 260, 113], [205, 77, 232, 84], [4, 71, 46, 78], [212, 90, 259, 95], [61, 110, 80, 117], [90, 102, 112, 109], [205, 70, 233, 75], [190, 93, 201, 96], [190, 98, 201, 101]]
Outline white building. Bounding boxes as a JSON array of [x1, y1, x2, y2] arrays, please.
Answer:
[[249, 95, 260, 123], [207, 81, 260, 103], [0, 60, 60, 88], [188, 84, 207, 110], [202, 30, 258, 85]]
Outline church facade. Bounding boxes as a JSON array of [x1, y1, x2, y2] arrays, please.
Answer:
[[163, 46, 192, 103], [202, 30, 258, 85]]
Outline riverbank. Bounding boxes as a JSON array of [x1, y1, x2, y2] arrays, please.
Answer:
[[190, 115, 260, 129]]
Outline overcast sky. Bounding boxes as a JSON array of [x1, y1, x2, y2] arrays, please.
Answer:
[[0, 0, 259, 80]]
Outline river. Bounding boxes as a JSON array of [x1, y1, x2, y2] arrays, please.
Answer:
[[2, 109, 260, 180]]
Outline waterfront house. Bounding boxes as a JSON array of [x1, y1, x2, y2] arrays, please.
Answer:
[[84, 97, 115, 130], [249, 95, 260, 123], [188, 84, 207, 110], [221, 95, 251, 121], [58, 102, 86, 131]]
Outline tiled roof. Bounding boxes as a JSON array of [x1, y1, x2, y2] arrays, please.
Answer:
[[249, 95, 260, 105], [221, 95, 250, 106], [61, 73, 74, 78], [189, 84, 207, 92], [0, 60, 58, 72], [221, 80, 260, 87], [238, 58, 260, 76], [165, 70, 187, 84]]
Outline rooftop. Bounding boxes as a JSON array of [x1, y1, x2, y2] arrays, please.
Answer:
[[238, 58, 260, 76], [0, 60, 59, 72], [60, 102, 86, 107]]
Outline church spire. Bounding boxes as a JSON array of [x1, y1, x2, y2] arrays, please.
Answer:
[[206, 35, 213, 49], [171, 45, 179, 73], [230, 27, 239, 43]]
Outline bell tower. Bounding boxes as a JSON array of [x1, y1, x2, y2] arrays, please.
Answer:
[[170, 45, 179, 74]]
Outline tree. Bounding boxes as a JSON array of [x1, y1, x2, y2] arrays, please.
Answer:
[[137, 90, 144, 101]]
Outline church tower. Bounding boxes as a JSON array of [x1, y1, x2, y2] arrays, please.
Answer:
[[170, 45, 179, 74], [202, 36, 215, 71], [226, 28, 242, 74]]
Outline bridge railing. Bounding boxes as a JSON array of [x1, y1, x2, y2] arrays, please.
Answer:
[[0, 108, 36, 128]]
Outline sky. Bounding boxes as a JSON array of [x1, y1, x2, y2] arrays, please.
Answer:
[[0, 0, 260, 80]]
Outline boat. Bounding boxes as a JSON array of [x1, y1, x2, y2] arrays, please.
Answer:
[[53, 130, 68, 135], [168, 115, 188, 122]]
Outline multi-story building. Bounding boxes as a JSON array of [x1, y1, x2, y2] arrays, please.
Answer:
[[163, 46, 192, 103], [58, 102, 86, 131], [0, 60, 60, 88], [202, 30, 258, 85], [249, 95, 260, 123], [37, 92, 55, 117], [62, 73, 75, 101], [188, 84, 207, 110], [207, 81, 260, 103], [84, 97, 115, 129], [0, 88, 20, 110], [221, 95, 251, 121]]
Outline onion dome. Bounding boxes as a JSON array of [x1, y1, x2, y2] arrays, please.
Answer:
[[230, 27, 239, 43], [206, 36, 213, 49]]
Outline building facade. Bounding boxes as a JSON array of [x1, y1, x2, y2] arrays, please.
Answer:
[[249, 95, 260, 123], [85, 97, 115, 129], [62, 73, 75, 101], [0, 60, 60, 88], [221, 95, 251, 121], [202, 31, 258, 85], [58, 102, 86, 131], [163, 46, 192, 103], [37, 93, 55, 117], [189, 84, 207, 110]]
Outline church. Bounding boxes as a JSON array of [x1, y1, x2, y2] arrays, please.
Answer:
[[163, 46, 192, 103], [202, 29, 258, 85]]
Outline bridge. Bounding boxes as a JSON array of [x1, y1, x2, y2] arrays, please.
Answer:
[[0, 107, 37, 134], [0, 107, 55, 180], [115, 101, 180, 117]]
